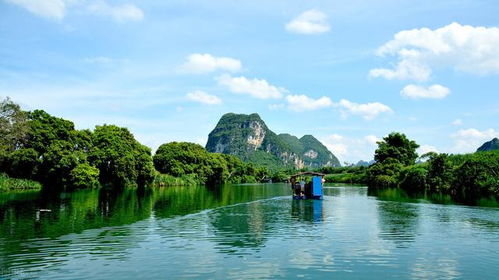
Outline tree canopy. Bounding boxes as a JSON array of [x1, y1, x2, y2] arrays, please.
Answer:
[[374, 132, 419, 165], [0, 97, 28, 152], [89, 125, 154, 188], [0, 98, 155, 190], [153, 142, 272, 185], [365, 130, 499, 202]]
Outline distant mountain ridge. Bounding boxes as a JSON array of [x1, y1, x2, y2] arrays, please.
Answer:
[[477, 138, 499, 152], [205, 113, 340, 169], [355, 160, 375, 167]]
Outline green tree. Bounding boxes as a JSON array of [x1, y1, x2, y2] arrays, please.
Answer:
[[152, 142, 268, 185], [451, 151, 499, 199], [40, 140, 88, 187], [6, 148, 40, 179], [0, 97, 29, 175], [426, 153, 452, 191], [25, 110, 75, 154], [366, 159, 404, 189], [89, 125, 154, 188], [205, 153, 230, 185], [399, 165, 428, 192], [374, 132, 419, 166], [68, 163, 100, 190], [154, 142, 211, 177], [367, 133, 420, 189], [0, 97, 28, 152]]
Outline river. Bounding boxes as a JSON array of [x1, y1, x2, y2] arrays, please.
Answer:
[[1, 184, 498, 279]]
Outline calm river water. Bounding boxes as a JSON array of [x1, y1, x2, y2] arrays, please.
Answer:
[[1, 184, 498, 279]]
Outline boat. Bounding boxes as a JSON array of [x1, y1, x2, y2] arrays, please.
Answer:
[[289, 172, 325, 200]]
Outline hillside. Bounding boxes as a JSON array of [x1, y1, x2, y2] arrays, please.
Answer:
[[477, 138, 499, 152], [205, 113, 340, 169]]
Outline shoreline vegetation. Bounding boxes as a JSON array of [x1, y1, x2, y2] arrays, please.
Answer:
[[325, 133, 498, 204], [1, 97, 498, 206], [0, 97, 288, 192], [0, 173, 42, 192]]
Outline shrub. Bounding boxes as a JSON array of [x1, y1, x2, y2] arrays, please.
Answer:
[[68, 163, 100, 190]]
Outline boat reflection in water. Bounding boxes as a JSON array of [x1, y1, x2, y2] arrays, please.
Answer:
[[291, 199, 324, 223]]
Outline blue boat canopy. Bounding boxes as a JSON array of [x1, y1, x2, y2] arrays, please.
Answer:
[[290, 172, 325, 200], [290, 172, 325, 179]]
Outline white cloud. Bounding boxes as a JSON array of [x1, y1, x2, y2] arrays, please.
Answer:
[[451, 128, 499, 153], [322, 134, 347, 159], [217, 74, 285, 99], [400, 84, 450, 99], [335, 99, 392, 120], [418, 144, 439, 155], [320, 134, 380, 163], [286, 94, 333, 111], [369, 58, 431, 82], [186, 90, 222, 105], [452, 119, 463, 126], [285, 9, 330, 34], [364, 135, 381, 145], [369, 22, 499, 81], [180, 53, 242, 74], [328, 143, 348, 159], [88, 1, 144, 22], [6, 0, 144, 22], [6, 0, 66, 20]]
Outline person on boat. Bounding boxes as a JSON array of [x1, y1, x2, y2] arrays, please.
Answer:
[[294, 183, 301, 196]]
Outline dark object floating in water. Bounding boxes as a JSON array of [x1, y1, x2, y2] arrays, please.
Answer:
[[289, 172, 325, 200]]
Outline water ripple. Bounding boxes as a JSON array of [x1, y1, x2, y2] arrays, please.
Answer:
[[1, 186, 498, 279]]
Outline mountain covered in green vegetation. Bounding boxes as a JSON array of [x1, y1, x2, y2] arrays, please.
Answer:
[[477, 138, 499, 152], [205, 113, 340, 169]]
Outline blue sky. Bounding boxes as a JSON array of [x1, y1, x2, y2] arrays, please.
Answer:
[[1, 0, 498, 163]]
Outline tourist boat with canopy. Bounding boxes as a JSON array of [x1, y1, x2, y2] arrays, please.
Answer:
[[289, 172, 325, 200]]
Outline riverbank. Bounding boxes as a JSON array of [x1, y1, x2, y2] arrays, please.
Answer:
[[0, 173, 42, 192], [152, 173, 200, 187]]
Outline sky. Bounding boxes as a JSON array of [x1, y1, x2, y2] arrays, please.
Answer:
[[1, 0, 498, 164]]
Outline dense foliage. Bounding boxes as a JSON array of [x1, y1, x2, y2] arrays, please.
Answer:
[[153, 142, 276, 185], [0, 97, 29, 152], [89, 125, 154, 188], [0, 173, 42, 192], [0, 98, 154, 190], [366, 132, 419, 188], [319, 166, 367, 184], [373, 132, 419, 166], [365, 132, 499, 202]]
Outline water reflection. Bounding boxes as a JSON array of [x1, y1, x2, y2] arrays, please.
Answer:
[[0, 185, 498, 279], [0, 184, 290, 240], [291, 199, 324, 223], [209, 200, 271, 251], [376, 201, 420, 248], [0, 184, 291, 275], [368, 187, 499, 207]]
